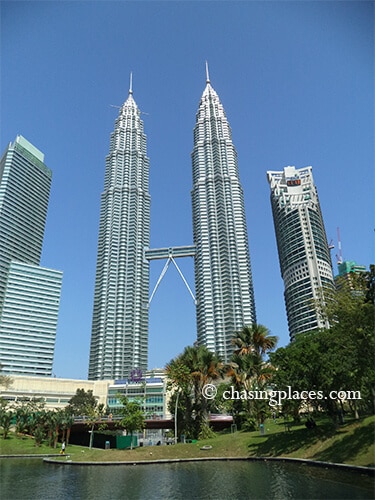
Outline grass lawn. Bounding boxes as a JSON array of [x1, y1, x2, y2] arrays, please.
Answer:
[[1, 415, 374, 467]]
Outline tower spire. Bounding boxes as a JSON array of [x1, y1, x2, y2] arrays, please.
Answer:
[[205, 61, 210, 84], [129, 72, 133, 95]]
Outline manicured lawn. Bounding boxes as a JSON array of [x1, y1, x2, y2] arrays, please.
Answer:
[[1, 415, 374, 467], [0, 434, 85, 456]]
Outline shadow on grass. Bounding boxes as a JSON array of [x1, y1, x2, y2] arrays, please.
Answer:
[[247, 422, 337, 458], [312, 420, 375, 466]]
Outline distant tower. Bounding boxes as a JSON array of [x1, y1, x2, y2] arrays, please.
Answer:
[[0, 136, 62, 376], [191, 65, 256, 361], [336, 260, 368, 295], [88, 77, 151, 380], [267, 166, 334, 340]]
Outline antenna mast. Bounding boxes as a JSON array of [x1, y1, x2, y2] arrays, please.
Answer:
[[336, 227, 343, 264]]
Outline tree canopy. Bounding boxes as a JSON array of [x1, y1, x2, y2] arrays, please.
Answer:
[[166, 344, 224, 439], [271, 271, 375, 422], [66, 388, 97, 416], [117, 395, 145, 449]]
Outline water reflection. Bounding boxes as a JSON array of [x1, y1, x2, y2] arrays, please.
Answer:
[[1, 459, 373, 499]]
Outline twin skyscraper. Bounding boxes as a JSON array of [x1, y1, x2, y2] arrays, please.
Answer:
[[88, 69, 257, 380]]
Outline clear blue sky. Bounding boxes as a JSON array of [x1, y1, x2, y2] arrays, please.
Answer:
[[1, 1, 373, 380]]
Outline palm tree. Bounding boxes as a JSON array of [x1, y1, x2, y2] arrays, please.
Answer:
[[61, 411, 74, 445], [232, 324, 278, 358], [14, 404, 29, 437], [166, 345, 224, 439], [230, 324, 277, 426], [0, 408, 14, 439], [46, 411, 58, 447]]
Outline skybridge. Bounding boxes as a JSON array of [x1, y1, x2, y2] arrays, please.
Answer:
[[144, 245, 196, 307], [145, 245, 196, 261]]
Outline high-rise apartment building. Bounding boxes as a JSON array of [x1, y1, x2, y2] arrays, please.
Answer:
[[191, 68, 256, 361], [0, 135, 62, 376], [88, 82, 151, 380], [267, 166, 334, 340]]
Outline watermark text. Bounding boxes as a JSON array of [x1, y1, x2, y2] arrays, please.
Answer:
[[202, 384, 361, 407]]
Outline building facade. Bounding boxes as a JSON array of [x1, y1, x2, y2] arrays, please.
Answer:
[[337, 260, 367, 277], [88, 82, 151, 380], [0, 136, 62, 375], [0, 375, 110, 409], [191, 69, 256, 361], [107, 370, 170, 419], [267, 166, 334, 340], [0, 262, 62, 376], [0, 136, 51, 315]]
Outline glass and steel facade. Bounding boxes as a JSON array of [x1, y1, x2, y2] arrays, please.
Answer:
[[267, 166, 334, 340], [107, 374, 168, 419], [0, 135, 62, 375], [88, 87, 151, 380], [0, 136, 51, 316], [0, 262, 62, 376], [191, 75, 256, 361]]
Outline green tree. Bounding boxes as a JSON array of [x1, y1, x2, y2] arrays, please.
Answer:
[[232, 324, 278, 357], [14, 403, 30, 437], [166, 358, 194, 439], [66, 389, 106, 449], [322, 272, 375, 416], [0, 408, 14, 439], [270, 273, 375, 424], [166, 345, 224, 439], [365, 264, 375, 304], [270, 332, 325, 422], [85, 403, 106, 449], [117, 395, 144, 449], [60, 411, 74, 445], [29, 409, 48, 447], [229, 324, 277, 426], [66, 388, 97, 416], [46, 410, 59, 447]]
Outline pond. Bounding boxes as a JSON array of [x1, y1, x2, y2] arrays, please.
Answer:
[[1, 458, 373, 499]]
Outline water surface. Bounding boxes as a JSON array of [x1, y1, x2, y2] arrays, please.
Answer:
[[1, 458, 373, 499]]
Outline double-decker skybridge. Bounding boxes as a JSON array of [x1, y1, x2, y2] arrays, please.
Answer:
[[145, 245, 196, 307]]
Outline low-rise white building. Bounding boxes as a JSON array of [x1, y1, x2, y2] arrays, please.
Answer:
[[0, 375, 111, 409]]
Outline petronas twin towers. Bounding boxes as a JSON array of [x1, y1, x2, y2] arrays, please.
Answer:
[[88, 67, 256, 380]]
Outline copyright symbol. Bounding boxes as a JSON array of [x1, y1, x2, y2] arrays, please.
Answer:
[[202, 384, 217, 400]]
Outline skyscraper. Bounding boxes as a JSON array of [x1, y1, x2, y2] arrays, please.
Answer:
[[0, 262, 62, 376], [88, 79, 151, 380], [267, 166, 334, 340], [0, 136, 51, 315], [0, 135, 62, 376], [191, 67, 256, 361]]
